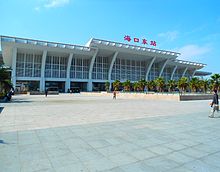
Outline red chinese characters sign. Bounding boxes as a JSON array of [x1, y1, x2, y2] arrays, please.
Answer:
[[124, 35, 156, 47]]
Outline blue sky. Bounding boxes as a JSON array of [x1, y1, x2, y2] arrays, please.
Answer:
[[0, 0, 219, 74]]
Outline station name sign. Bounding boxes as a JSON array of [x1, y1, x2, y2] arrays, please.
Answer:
[[124, 35, 157, 47]]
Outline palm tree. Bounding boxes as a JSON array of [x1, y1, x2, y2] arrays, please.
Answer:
[[155, 77, 165, 92], [178, 77, 188, 94], [133, 82, 139, 91], [199, 79, 209, 93], [105, 81, 110, 91], [167, 80, 176, 92], [0, 67, 12, 96], [210, 74, 220, 90], [137, 79, 146, 92], [189, 77, 199, 92], [122, 80, 131, 91], [148, 80, 156, 91], [112, 80, 121, 91]]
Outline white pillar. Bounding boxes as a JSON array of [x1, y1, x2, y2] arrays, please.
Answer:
[[159, 58, 169, 77], [11, 47, 17, 89], [192, 69, 197, 78], [170, 65, 177, 80], [182, 67, 188, 77], [65, 53, 73, 92], [87, 49, 98, 91], [40, 50, 47, 92], [108, 51, 118, 91], [145, 56, 156, 81]]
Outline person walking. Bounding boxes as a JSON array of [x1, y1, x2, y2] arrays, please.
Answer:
[[45, 89, 48, 97], [209, 89, 219, 118], [113, 90, 117, 99]]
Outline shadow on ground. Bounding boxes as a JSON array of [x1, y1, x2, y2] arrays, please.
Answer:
[[0, 107, 4, 113]]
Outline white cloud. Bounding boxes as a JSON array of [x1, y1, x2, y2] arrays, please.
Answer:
[[177, 44, 211, 61], [44, 0, 70, 8], [34, 7, 40, 11], [158, 31, 179, 41]]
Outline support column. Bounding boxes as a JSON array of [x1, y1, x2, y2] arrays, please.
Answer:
[[11, 47, 17, 89], [40, 50, 47, 92], [170, 65, 177, 80], [65, 53, 73, 92], [182, 67, 188, 77], [159, 58, 169, 77], [87, 49, 98, 91], [108, 51, 118, 91], [192, 69, 197, 78], [145, 56, 156, 81]]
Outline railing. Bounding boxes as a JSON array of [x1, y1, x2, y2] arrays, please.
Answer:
[[0, 35, 91, 52]]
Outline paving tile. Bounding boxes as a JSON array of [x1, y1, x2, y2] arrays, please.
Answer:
[[75, 149, 105, 162], [108, 152, 138, 166], [120, 161, 157, 172], [142, 156, 180, 171], [97, 145, 123, 157], [148, 145, 173, 155], [165, 152, 194, 164], [179, 147, 210, 159], [101, 167, 125, 172], [20, 150, 47, 163], [83, 157, 118, 172], [55, 162, 89, 172], [87, 139, 111, 149], [45, 146, 72, 157], [130, 148, 157, 160], [20, 158, 52, 172], [1, 95, 220, 172], [49, 152, 79, 168], [183, 160, 220, 172]]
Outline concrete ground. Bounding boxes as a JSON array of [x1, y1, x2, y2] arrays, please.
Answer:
[[0, 94, 220, 172]]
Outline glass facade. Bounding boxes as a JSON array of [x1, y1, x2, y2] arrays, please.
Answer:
[[92, 56, 109, 80], [13, 49, 199, 92], [173, 69, 183, 80], [111, 58, 146, 81], [70, 58, 89, 79], [148, 63, 159, 81], [16, 53, 42, 77], [161, 67, 172, 82], [45, 55, 68, 78]]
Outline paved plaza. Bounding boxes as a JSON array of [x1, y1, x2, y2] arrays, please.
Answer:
[[0, 94, 220, 172]]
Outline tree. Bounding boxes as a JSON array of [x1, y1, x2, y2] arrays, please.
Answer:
[[133, 82, 139, 91], [199, 79, 209, 93], [155, 77, 165, 92], [0, 67, 12, 95], [167, 80, 176, 92], [122, 80, 131, 91], [112, 80, 121, 91], [189, 77, 199, 92], [178, 77, 188, 94], [137, 79, 146, 92], [148, 80, 156, 91], [105, 81, 110, 91], [210, 74, 220, 91]]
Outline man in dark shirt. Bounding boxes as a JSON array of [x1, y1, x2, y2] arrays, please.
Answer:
[[209, 90, 219, 118]]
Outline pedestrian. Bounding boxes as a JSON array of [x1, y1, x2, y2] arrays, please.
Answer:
[[45, 89, 48, 97], [113, 90, 117, 99], [209, 89, 219, 118]]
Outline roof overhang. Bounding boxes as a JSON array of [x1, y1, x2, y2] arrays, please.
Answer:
[[88, 38, 180, 59], [194, 71, 212, 76]]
